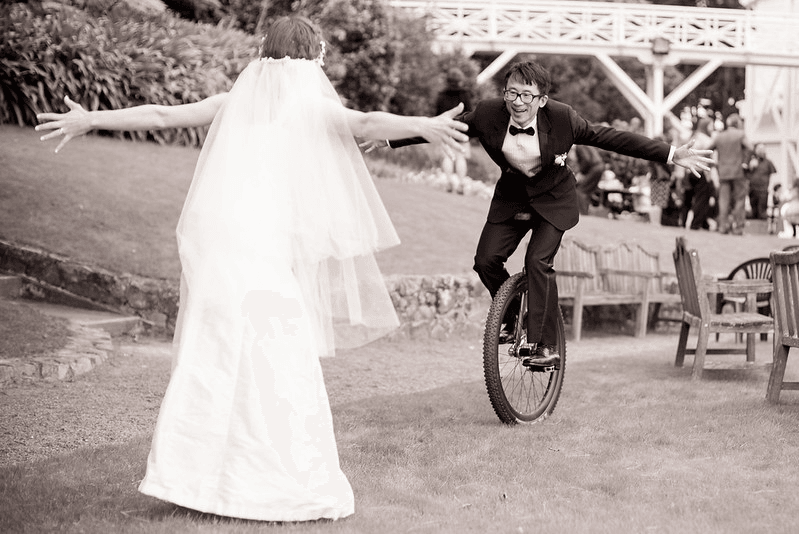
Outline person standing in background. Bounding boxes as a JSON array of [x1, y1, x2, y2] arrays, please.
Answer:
[[683, 117, 717, 230], [571, 144, 606, 215], [768, 183, 783, 234], [647, 134, 675, 226], [745, 143, 777, 221], [435, 67, 473, 182], [779, 178, 799, 238], [707, 113, 753, 235]]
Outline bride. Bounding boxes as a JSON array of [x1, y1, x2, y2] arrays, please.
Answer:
[[36, 15, 467, 522]]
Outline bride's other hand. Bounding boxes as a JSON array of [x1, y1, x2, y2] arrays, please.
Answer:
[[35, 96, 91, 153]]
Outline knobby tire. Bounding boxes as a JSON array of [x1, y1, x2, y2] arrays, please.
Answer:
[[482, 272, 566, 424]]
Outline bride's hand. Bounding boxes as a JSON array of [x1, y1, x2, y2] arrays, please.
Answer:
[[35, 96, 91, 153], [421, 103, 469, 160]]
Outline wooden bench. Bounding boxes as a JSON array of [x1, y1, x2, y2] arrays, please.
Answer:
[[598, 241, 683, 334], [554, 238, 680, 341]]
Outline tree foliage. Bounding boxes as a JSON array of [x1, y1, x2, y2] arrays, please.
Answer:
[[5, 0, 748, 146], [137, 0, 484, 115]]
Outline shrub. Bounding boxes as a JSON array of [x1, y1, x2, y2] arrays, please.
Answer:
[[1, 1, 486, 149], [0, 2, 257, 146]]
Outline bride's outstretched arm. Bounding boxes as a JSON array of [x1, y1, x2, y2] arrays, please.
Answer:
[[344, 103, 468, 159], [36, 94, 228, 153]]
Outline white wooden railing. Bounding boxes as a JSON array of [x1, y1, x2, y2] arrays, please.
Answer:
[[389, 0, 799, 68]]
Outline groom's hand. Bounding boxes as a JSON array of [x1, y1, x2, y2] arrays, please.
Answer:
[[673, 140, 714, 177]]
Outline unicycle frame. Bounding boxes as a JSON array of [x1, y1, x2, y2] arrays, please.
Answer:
[[482, 271, 566, 425]]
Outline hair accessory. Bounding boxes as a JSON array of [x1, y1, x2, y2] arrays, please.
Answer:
[[258, 37, 326, 66]]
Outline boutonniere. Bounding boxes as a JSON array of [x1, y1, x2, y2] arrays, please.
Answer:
[[554, 153, 568, 166]]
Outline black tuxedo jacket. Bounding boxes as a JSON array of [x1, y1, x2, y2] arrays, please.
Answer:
[[392, 98, 671, 230]]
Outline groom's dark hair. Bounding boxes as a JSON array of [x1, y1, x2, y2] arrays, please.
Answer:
[[504, 62, 551, 95]]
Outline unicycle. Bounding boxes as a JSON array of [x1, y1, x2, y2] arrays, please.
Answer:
[[482, 271, 566, 424]]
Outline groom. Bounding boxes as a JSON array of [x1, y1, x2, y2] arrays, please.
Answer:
[[389, 61, 712, 366]]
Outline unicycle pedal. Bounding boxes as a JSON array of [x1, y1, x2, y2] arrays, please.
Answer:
[[522, 358, 557, 372]]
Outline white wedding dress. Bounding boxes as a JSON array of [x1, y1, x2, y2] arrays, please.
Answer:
[[137, 58, 400, 521]]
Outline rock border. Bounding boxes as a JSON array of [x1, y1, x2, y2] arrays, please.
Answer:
[[0, 322, 114, 386], [0, 239, 491, 340]]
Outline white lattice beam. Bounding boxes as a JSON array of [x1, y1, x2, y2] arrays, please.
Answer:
[[392, 0, 799, 171], [390, 0, 799, 67]]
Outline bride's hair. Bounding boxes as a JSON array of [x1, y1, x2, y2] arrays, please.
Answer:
[[259, 16, 325, 62]]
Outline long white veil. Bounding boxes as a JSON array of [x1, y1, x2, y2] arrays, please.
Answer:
[[174, 58, 400, 358]]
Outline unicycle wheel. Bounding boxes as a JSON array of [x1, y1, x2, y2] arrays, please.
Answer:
[[482, 272, 566, 424]]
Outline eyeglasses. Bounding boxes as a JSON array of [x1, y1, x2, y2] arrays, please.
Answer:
[[503, 90, 545, 104]]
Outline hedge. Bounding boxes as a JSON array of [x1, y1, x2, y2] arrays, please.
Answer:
[[0, 2, 258, 146]]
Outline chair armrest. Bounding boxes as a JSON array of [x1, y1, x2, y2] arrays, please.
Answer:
[[555, 270, 594, 279], [707, 278, 772, 295], [598, 268, 659, 279]]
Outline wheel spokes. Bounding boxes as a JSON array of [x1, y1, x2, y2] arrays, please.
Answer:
[[483, 272, 565, 424], [498, 348, 552, 417]]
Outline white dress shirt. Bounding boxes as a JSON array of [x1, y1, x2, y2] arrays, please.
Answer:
[[502, 118, 541, 177]]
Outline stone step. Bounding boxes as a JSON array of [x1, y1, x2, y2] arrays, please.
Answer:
[[1, 274, 143, 337], [17, 300, 143, 337]]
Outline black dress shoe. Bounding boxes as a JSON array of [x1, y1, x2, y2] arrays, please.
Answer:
[[522, 344, 560, 369]]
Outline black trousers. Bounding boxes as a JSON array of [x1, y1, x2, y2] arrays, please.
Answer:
[[689, 173, 716, 230], [473, 211, 564, 346]]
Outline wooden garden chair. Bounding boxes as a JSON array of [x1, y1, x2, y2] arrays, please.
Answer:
[[672, 237, 774, 380], [766, 248, 799, 403], [714, 257, 772, 343]]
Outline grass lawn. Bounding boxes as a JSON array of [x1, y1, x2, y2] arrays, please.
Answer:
[[3, 124, 799, 532], [0, 298, 71, 359], [0, 125, 490, 279], [2, 333, 799, 533], [1, 124, 794, 284]]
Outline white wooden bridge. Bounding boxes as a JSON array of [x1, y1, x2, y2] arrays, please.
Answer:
[[389, 0, 799, 185]]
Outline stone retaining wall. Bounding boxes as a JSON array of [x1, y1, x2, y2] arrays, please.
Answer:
[[0, 240, 178, 330], [0, 239, 490, 338], [384, 273, 490, 339]]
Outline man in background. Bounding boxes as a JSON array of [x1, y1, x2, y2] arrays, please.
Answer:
[[435, 68, 473, 182], [571, 144, 605, 215], [707, 113, 753, 235], [745, 143, 777, 222]]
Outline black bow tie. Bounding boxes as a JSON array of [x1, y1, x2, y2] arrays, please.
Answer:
[[509, 125, 535, 136]]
